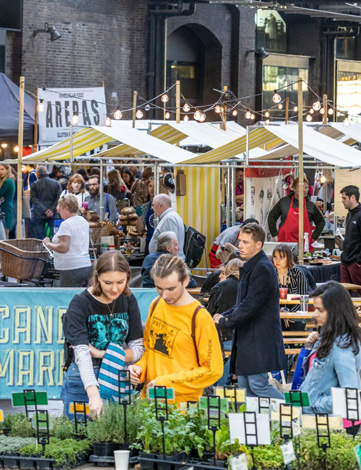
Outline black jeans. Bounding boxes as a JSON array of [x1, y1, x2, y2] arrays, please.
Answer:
[[34, 218, 54, 240]]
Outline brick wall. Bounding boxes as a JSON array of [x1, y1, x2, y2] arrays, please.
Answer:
[[6, 0, 149, 118]]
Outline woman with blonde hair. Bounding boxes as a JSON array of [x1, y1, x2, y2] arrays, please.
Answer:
[[216, 243, 239, 265], [62, 251, 144, 417], [0, 163, 15, 238], [60, 173, 89, 209]]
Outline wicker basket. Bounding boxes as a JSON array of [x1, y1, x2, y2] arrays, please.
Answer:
[[0, 239, 49, 280]]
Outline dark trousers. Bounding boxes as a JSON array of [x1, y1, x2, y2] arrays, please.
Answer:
[[341, 261, 361, 296], [34, 218, 54, 240]]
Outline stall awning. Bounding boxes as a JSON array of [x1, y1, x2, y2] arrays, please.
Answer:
[[24, 124, 197, 164], [330, 122, 361, 144]]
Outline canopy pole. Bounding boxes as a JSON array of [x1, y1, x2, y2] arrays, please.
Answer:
[[176, 80, 181, 124], [323, 94, 328, 125], [34, 87, 38, 152], [231, 165, 236, 226], [16, 76, 25, 239], [298, 77, 304, 263], [226, 163, 231, 228], [285, 97, 289, 124], [100, 160, 104, 220], [221, 85, 227, 131], [69, 124, 73, 164], [132, 91, 137, 128]]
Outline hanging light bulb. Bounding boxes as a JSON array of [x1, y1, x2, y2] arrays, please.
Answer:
[[328, 108, 334, 116], [161, 94, 169, 103], [165, 111, 171, 119], [277, 103, 283, 110], [336, 111, 341, 117], [183, 103, 191, 113], [245, 110, 252, 120], [145, 104, 151, 112], [113, 107, 122, 120], [136, 109, 144, 119], [306, 114, 312, 122], [320, 174, 326, 184], [265, 119, 270, 126], [1, 143, 7, 149], [272, 91, 281, 104], [194, 110, 201, 121], [343, 117, 350, 127], [232, 109, 238, 117], [309, 108, 314, 115], [183, 115, 189, 121], [215, 105, 221, 114], [199, 113, 206, 122], [105, 117, 112, 127], [13, 145, 19, 152], [293, 106, 298, 112], [71, 113, 79, 125], [264, 111, 270, 118], [312, 100, 321, 111], [320, 108, 325, 115], [37, 99, 45, 113], [251, 113, 255, 120]]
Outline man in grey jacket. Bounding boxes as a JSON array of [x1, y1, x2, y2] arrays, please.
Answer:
[[149, 194, 185, 259], [85, 175, 117, 224]]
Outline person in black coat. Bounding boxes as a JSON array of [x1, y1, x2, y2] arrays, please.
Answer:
[[214, 223, 287, 398]]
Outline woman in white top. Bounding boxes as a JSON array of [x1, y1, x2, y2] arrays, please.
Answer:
[[43, 194, 92, 287], [60, 173, 90, 209]]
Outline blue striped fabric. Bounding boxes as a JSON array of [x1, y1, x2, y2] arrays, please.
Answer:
[[98, 343, 130, 402]]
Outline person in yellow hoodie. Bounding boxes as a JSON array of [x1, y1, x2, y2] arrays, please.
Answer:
[[128, 254, 223, 403]]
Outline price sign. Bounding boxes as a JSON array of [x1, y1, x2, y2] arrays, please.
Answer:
[[229, 454, 248, 470], [281, 441, 296, 466]]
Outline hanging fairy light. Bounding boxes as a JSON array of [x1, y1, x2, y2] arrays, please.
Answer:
[[265, 119, 270, 126], [71, 113, 79, 125], [165, 111, 171, 119], [277, 103, 283, 110], [194, 110, 202, 121], [245, 109, 252, 120], [136, 109, 144, 119], [343, 117, 350, 127], [320, 108, 325, 115], [328, 108, 334, 116], [264, 111, 270, 118], [161, 94, 169, 103], [113, 107, 122, 120], [37, 99, 45, 113], [336, 111, 341, 117], [309, 108, 314, 115], [312, 100, 321, 111], [232, 109, 238, 117], [13, 145, 19, 152], [306, 114, 312, 122], [145, 104, 151, 112], [320, 174, 326, 184], [105, 117, 112, 127], [250, 113, 255, 120], [199, 113, 206, 122], [272, 91, 281, 104], [183, 115, 189, 121], [293, 106, 298, 112], [183, 103, 191, 112], [1, 143, 7, 149], [215, 105, 221, 114]]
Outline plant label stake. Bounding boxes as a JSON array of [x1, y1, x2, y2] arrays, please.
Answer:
[[258, 397, 270, 415], [223, 386, 238, 413], [23, 389, 38, 417], [186, 401, 198, 409], [154, 386, 169, 458], [243, 411, 258, 470], [35, 410, 50, 453], [285, 391, 309, 412], [345, 387, 359, 428], [206, 395, 221, 464], [279, 404, 294, 470], [118, 370, 132, 443], [73, 401, 88, 433], [315, 413, 331, 470]]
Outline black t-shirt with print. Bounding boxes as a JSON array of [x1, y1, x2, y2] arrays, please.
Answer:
[[63, 289, 143, 350]]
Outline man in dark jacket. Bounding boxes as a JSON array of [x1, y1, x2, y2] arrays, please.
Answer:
[[30, 166, 62, 239], [268, 178, 325, 246], [214, 223, 287, 398], [340, 185, 361, 295]]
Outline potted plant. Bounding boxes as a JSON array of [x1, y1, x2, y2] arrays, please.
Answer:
[[1, 413, 34, 439], [0, 436, 36, 469], [87, 404, 125, 456]]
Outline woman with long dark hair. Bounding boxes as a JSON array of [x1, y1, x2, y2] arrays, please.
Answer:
[[301, 281, 361, 414], [121, 168, 135, 192]]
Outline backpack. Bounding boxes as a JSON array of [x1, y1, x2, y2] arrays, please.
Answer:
[[184, 225, 206, 269]]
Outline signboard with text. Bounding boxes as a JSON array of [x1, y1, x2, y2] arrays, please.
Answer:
[[38, 87, 107, 146], [0, 288, 158, 399]]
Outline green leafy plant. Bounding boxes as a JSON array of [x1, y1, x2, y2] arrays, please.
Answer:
[[50, 416, 74, 441], [0, 435, 36, 455], [1, 413, 34, 438]]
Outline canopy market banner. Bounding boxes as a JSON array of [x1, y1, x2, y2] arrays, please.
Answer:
[[38, 87, 107, 146], [0, 288, 158, 399]]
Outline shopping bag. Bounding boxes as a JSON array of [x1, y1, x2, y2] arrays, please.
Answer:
[[291, 347, 311, 390]]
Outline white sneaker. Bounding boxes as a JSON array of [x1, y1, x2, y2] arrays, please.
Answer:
[[312, 241, 324, 248]]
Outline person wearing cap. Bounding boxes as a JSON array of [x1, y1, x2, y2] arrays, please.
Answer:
[[209, 218, 259, 268], [30, 165, 62, 239], [149, 194, 185, 259]]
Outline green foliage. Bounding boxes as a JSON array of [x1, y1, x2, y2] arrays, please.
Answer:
[[0, 413, 34, 438], [50, 416, 74, 441], [0, 435, 37, 454]]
